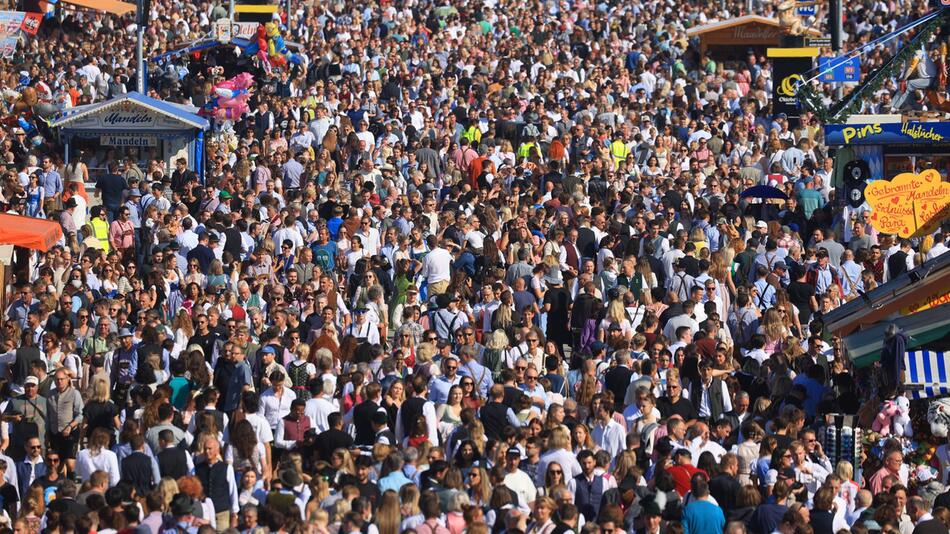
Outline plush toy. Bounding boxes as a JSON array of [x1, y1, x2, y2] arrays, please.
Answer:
[[242, 24, 271, 69], [776, 0, 805, 35], [214, 72, 254, 99], [873, 399, 900, 437], [4, 86, 38, 120], [928, 397, 950, 437], [893, 396, 913, 437], [200, 72, 254, 122]]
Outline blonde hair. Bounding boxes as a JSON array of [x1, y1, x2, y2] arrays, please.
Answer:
[[87, 375, 111, 403], [485, 329, 510, 350], [399, 483, 421, 517], [549, 426, 571, 450], [375, 491, 401, 534], [835, 460, 854, 481], [416, 342, 437, 364], [606, 299, 626, 324], [158, 477, 179, 511]]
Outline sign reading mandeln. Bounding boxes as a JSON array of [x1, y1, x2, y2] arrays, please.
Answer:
[[100, 134, 158, 147], [64, 100, 193, 130]]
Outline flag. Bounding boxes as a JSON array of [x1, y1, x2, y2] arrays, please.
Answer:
[[20, 12, 41, 34]]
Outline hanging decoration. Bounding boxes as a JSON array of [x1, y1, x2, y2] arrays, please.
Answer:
[[797, 9, 948, 124]]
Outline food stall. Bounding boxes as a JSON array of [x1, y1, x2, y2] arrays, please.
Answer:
[[51, 92, 209, 181]]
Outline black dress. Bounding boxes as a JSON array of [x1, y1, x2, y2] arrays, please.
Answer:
[[810, 509, 835, 534], [544, 286, 573, 346]]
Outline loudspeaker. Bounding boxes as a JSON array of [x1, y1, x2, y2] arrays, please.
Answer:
[[843, 159, 870, 208]]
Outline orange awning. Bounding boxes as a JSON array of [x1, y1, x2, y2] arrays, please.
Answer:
[[0, 213, 63, 252], [60, 0, 135, 15]]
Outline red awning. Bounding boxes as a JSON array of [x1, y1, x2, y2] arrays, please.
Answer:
[[60, 0, 135, 15], [0, 213, 63, 252]]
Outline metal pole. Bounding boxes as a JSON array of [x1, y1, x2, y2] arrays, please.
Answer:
[[287, 0, 292, 34], [747, 0, 753, 15], [832, 0, 843, 101], [137, 26, 145, 93]]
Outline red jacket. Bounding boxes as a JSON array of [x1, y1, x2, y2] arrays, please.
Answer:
[[667, 464, 708, 497]]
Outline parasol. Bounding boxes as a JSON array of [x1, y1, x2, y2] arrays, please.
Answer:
[[739, 185, 789, 200]]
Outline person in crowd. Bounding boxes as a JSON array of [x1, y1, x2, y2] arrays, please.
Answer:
[[0, 0, 946, 531]]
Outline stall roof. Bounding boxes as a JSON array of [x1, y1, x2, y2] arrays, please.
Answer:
[[0, 214, 63, 252], [823, 251, 950, 336], [843, 303, 950, 368], [51, 92, 209, 130], [685, 15, 822, 37], [61, 0, 134, 15]]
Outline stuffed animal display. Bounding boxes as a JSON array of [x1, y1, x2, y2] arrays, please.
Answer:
[[893, 395, 913, 437], [200, 73, 254, 121], [928, 397, 950, 438], [873, 399, 901, 437], [242, 22, 301, 71], [264, 22, 302, 68]]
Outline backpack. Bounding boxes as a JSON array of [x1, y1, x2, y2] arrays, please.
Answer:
[[577, 318, 599, 354], [482, 348, 507, 382], [114, 349, 136, 385]]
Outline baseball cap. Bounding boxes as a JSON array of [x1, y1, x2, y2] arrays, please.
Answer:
[[755, 220, 768, 229], [24, 376, 38, 386]]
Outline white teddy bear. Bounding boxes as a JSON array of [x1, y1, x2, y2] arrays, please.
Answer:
[[893, 395, 912, 437]]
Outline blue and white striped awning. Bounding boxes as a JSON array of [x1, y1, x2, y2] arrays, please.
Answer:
[[905, 350, 950, 399]]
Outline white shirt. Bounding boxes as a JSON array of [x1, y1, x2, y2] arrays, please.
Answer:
[[504, 469, 538, 508], [697, 379, 733, 418], [689, 437, 727, 463], [346, 319, 380, 345], [473, 300, 500, 333], [77, 447, 121, 487], [592, 419, 627, 458], [244, 412, 274, 445], [420, 247, 452, 284], [259, 388, 297, 430], [306, 394, 339, 433], [355, 227, 381, 256], [622, 404, 662, 429], [927, 242, 948, 261]]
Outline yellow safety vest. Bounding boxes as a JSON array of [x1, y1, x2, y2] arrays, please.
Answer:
[[610, 139, 630, 165], [91, 218, 110, 254], [517, 142, 540, 160], [462, 125, 482, 145]]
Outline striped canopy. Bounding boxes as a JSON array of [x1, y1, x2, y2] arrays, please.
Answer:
[[905, 350, 950, 399]]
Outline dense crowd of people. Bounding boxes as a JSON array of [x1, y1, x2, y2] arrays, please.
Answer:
[[0, 0, 950, 533]]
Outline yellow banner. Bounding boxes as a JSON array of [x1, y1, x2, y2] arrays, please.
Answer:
[[901, 289, 950, 315], [865, 169, 950, 238]]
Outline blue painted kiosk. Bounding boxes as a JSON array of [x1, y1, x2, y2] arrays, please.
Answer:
[[51, 92, 209, 182]]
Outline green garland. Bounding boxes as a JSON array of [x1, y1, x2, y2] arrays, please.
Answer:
[[797, 11, 949, 124]]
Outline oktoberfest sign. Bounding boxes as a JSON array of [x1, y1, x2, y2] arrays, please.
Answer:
[[864, 169, 950, 238]]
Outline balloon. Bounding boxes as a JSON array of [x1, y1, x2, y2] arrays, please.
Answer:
[[201, 72, 255, 122]]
